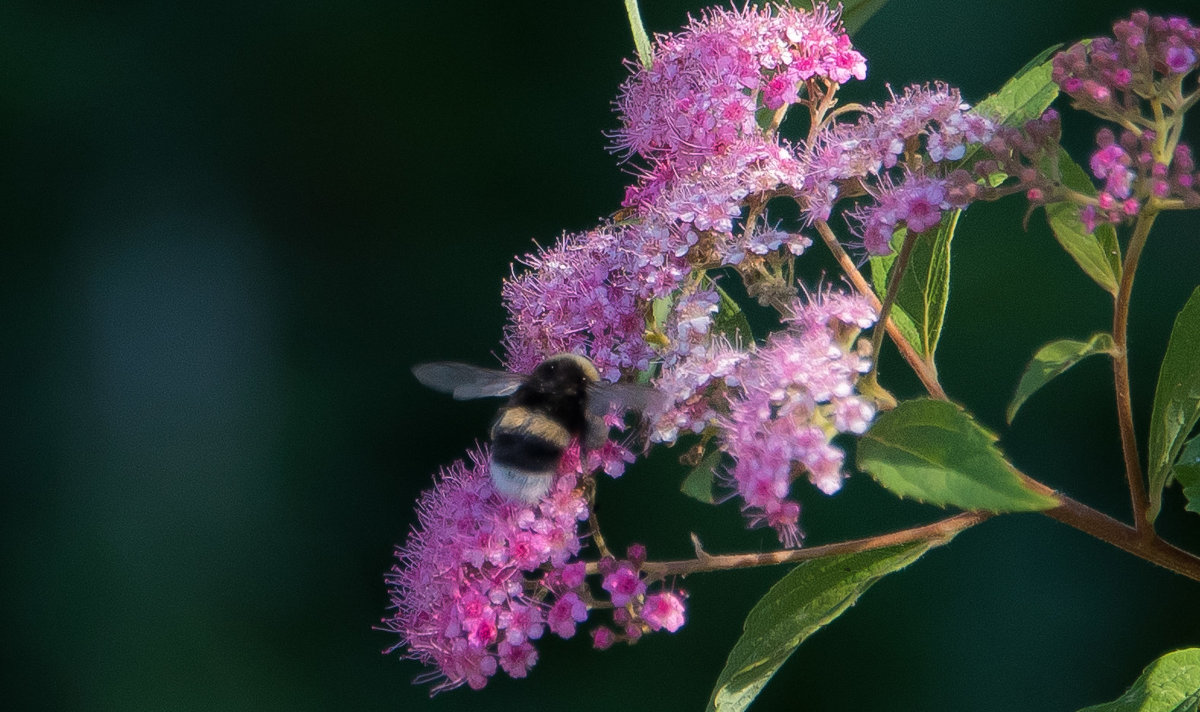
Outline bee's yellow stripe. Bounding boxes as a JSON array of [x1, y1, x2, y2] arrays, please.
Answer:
[[493, 408, 571, 447]]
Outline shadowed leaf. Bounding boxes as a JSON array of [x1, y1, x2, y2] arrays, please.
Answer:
[[681, 447, 721, 504], [1172, 437, 1200, 517], [1045, 148, 1122, 294], [1007, 333, 1116, 423], [1148, 288, 1200, 522], [713, 282, 754, 345], [707, 542, 933, 712]]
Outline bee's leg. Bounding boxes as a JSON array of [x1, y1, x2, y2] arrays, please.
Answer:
[[584, 412, 609, 450]]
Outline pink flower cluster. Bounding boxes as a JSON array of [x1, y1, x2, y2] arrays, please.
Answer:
[[717, 289, 877, 545], [500, 218, 802, 384], [594, 547, 688, 644], [383, 448, 685, 692], [382, 448, 589, 691], [612, 3, 861, 248], [649, 336, 749, 444], [624, 138, 806, 237], [846, 173, 964, 254], [720, 221, 813, 266], [501, 225, 670, 380], [647, 287, 877, 546], [612, 3, 864, 165], [806, 83, 994, 188], [804, 83, 995, 253]]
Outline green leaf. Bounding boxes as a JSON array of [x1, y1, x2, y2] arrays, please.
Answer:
[[974, 43, 1062, 125], [707, 542, 933, 712], [623, 0, 653, 69], [712, 282, 754, 344], [1077, 648, 1200, 712], [858, 399, 1059, 511], [1173, 438, 1200, 517], [652, 295, 671, 329], [1148, 287, 1200, 522], [1044, 148, 1122, 295], [837, 0, 890, 35], [1007, 333, 1116, 424], [637, 295, 674, 383], [1176, 467, 1200, 516], [782, 1, 890, 36], [868, 213, 957, 364], [940, 42, 1060, 175], [681, 447, 721, 504], [755, 106, 776, 131]]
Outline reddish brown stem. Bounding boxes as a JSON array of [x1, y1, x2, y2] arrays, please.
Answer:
[[814, 214, 1200, 582], [1112, 206, 1157, 533], [1011, 473, 1200, 580], [630, 512, 989, 578], [814, 219, 948, 400], [1046, 494, 1200, 581]]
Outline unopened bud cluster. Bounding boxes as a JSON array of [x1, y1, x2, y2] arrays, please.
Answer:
[[979, 11, 1200, 230]]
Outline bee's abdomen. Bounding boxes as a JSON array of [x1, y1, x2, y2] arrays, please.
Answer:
[[490, 407, 569, 470], [491, 434, 561, 471]]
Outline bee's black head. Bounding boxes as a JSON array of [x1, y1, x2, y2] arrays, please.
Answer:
[[528, 353, 599, 397]]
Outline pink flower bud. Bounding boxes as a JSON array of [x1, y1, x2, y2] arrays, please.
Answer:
[[591, 627, 616, 650], [642, 592, 688, 633]]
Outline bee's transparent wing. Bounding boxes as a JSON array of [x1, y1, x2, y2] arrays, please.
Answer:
[[589, 381, 666, 418], [411, 362, 524, 400]]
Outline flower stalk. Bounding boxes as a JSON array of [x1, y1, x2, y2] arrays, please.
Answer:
[[1112, 202, 1159, 534], [864, 225, 920, 388]]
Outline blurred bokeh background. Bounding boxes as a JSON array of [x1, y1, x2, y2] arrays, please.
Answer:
[[4, 1, 1200, 710]]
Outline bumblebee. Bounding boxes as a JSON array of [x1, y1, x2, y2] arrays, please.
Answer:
[[412, 353, 659, 503]]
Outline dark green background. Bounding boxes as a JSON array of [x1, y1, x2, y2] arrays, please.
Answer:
[[5, 1, 1200, 710]]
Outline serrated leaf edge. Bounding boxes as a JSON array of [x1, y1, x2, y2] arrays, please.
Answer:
[[860, 400, 1059, 511]]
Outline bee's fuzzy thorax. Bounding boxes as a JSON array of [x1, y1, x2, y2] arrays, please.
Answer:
[[545, 353, 600, 383]]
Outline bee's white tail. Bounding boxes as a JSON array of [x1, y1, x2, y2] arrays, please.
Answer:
[[489, 461, 555, 503]]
